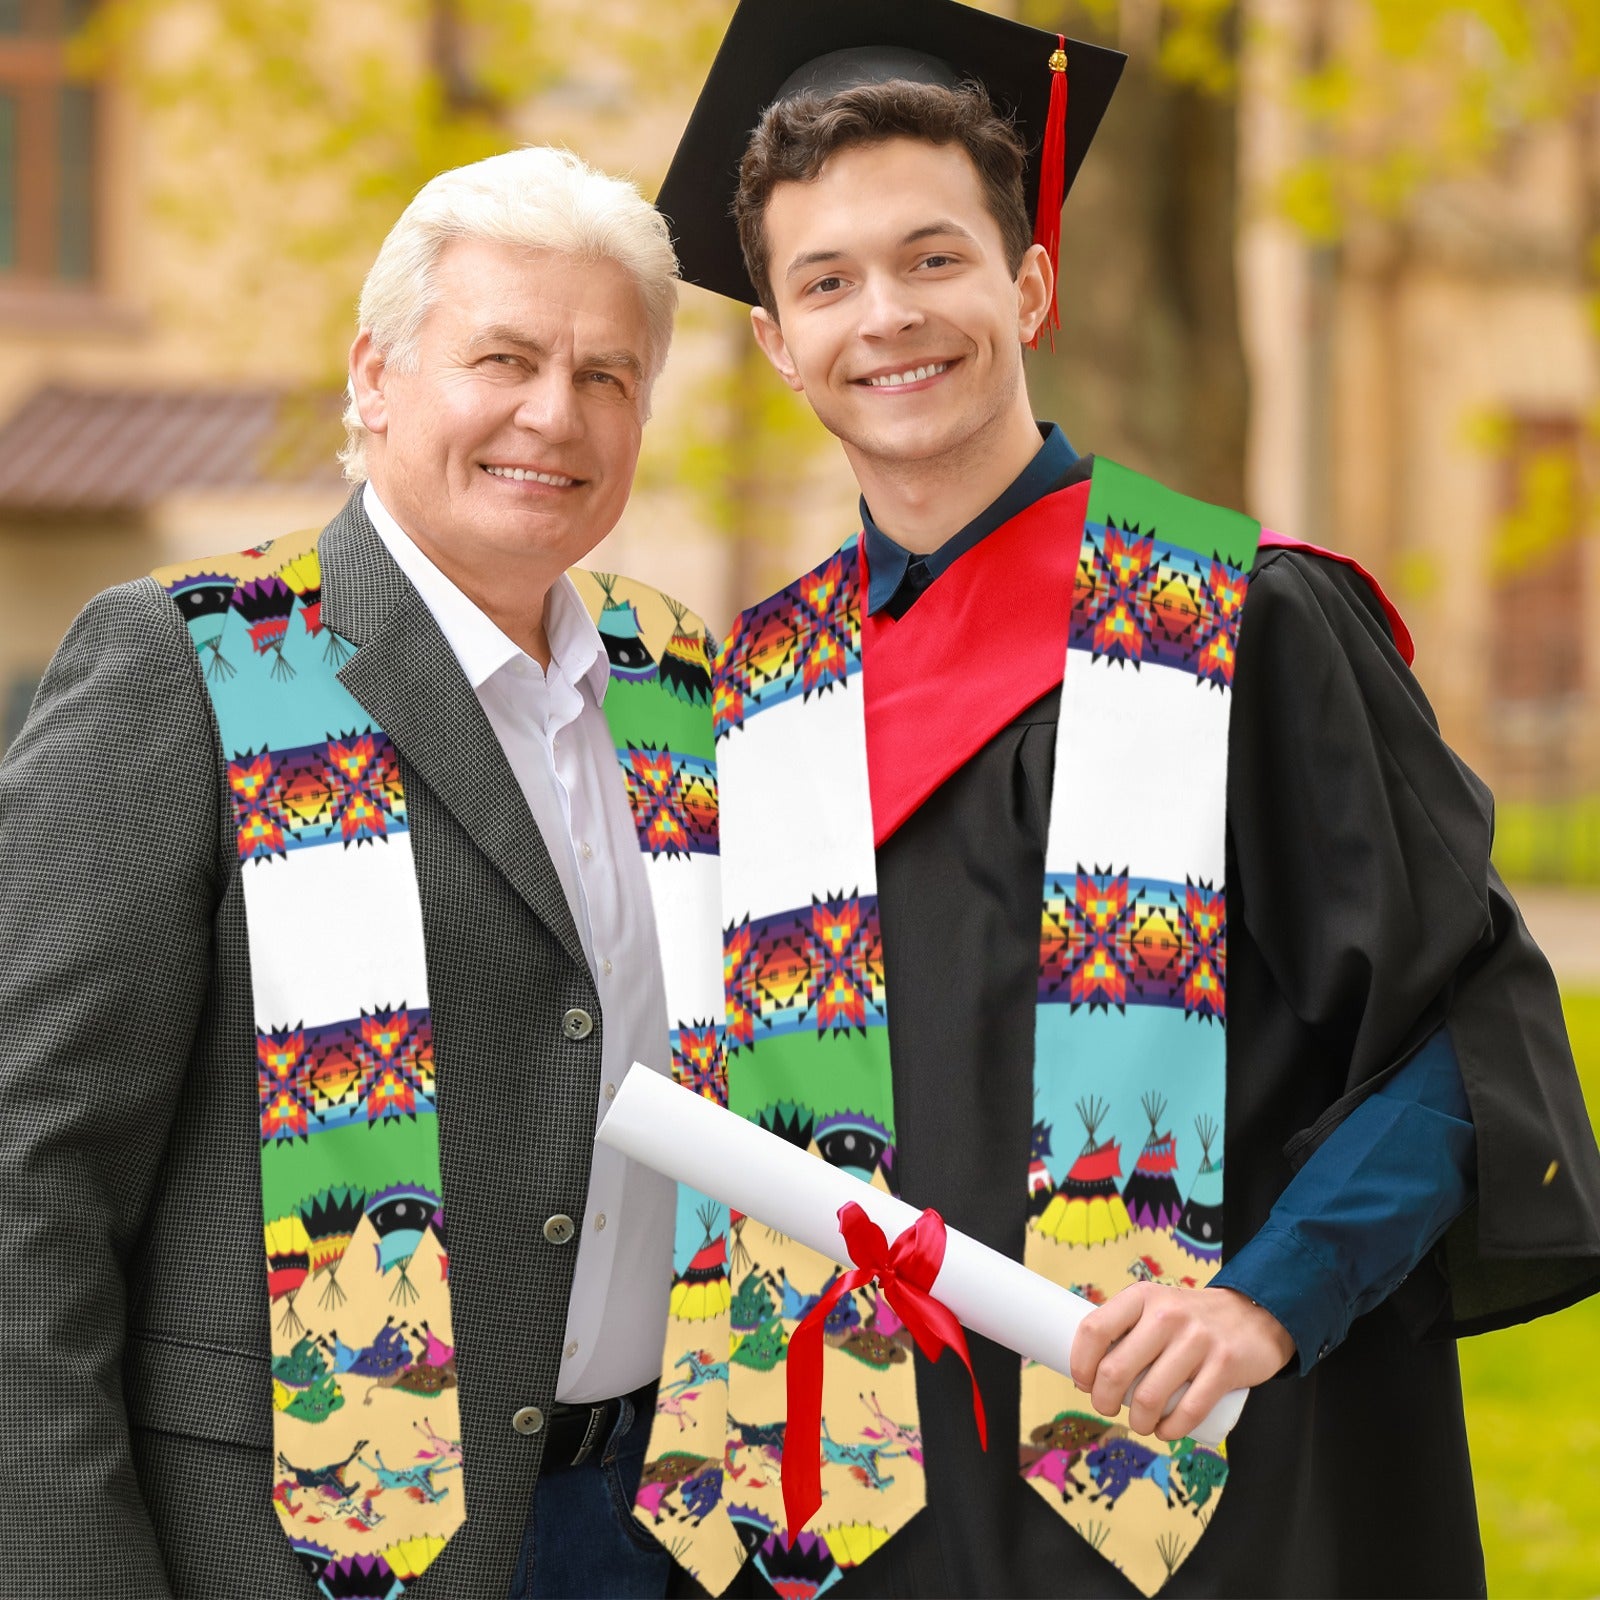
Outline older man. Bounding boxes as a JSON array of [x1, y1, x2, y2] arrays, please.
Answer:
[[0, 147, 719, 1600]]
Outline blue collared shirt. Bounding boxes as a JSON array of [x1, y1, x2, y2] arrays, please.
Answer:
[[862, 422, 1478, 1370], [863, 423, 1079, 617], [1211, 1030, 1475, 1371]]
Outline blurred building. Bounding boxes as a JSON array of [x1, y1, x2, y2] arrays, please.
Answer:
[[1239, 0, 1600, 879], [4, 0, 1598, 889], [0, 0, 850, 749], [0, 0, 350, 742]]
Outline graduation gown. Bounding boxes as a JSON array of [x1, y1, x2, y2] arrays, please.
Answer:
[[715, 525, 1600, 1600]]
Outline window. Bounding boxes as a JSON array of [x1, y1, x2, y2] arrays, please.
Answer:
[[1489, 415, 1589, 706], [0, 0, 97, 284], [1485, 415, 1597, 882]]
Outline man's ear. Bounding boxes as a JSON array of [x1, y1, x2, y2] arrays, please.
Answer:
[[750, 305, 804, 394], [1015, 243, 1055, 346], [349, 330, 390, 436]]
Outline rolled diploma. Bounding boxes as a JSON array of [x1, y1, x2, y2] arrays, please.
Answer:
[[598, 1063, 1245, 1447]]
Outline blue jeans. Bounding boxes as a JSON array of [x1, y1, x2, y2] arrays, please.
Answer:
[[509, 1388, 672, 1599]]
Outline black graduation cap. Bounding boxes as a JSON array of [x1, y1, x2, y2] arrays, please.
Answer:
[[657, 0, 1127, 316]]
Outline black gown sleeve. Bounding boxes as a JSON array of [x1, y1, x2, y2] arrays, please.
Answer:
[[1228, 548, 1600, 1339]]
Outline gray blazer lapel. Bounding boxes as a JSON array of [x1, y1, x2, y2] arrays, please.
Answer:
[[317, 491, 589, 973]]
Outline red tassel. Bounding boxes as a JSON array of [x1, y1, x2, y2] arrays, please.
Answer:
[[1029, 36, 1069, 352]]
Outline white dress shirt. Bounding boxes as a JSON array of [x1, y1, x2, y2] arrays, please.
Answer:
[[364, 483, 675, 1403]]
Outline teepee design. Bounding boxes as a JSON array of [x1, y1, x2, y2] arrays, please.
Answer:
[[592, 572, 657, 681], [1173, 1115, 1224, 1262], [1034, 1098, 1132, 1247], [670, 1202, 732, 1320], [1121, 1094, 1184, 1233], [658, 596, 713, 704]]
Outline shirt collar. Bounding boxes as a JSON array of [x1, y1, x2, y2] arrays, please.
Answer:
[[861, 422, 1078, 616], [362, 481, 609, 702], [544, 573, 609, 704]]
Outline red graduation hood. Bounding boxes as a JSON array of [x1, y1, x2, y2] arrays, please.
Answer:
[[1256, 529, 1415, 666], [862, 481, 1089, 847], [860, 492, 1412, 847]]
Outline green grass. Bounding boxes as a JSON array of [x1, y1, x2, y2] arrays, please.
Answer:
[[1491, 799, 1600, 887], [1459, 991, 1600, 1596]]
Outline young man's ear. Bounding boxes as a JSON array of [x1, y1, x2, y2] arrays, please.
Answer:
[[750, 306, 805, 394], [349, 330, 390, 436], [1015, 243, 1055, 346]]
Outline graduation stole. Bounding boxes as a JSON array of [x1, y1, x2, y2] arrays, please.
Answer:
[[635, 458, 1258, 1599], [153, 535, 723, 1600]]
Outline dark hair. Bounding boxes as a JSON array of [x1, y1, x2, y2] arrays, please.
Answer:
[[735, 78, 1032, 316]]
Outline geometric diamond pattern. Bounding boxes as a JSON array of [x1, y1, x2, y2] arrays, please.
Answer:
[[1072, 523, 1248, 690], [722, 892, 886, 1052], [714, 545, 861, 738], [1039, 869, 1226, 1021], [618, 745, 719, 858], [257, 1006, 436, 1141], [228, 730, 407, 863]]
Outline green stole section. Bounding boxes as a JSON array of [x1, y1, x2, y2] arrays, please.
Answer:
[[1025, 461, 1257, 1597], [688, 460, 1258, 1600], [151, 530, 731, 1598], [155, 527, 461, 1596], [571, 572, 751, 1593]]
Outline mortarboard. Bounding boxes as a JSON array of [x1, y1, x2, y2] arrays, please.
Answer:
[[656, 0, 1127, 336]]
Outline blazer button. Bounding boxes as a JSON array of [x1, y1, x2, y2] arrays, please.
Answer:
[[544, 1214, 576, 1246], [561, 1007, 594, 1041], [512, 1405, 545, 1436]]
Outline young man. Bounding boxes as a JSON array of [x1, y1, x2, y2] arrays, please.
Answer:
[[629, 2, 1600, 1596], [0, 148, 719, 1599]]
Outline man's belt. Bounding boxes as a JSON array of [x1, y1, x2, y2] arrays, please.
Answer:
[[544, 1379, 658, 1469]]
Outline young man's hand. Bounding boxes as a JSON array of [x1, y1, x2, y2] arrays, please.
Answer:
[[1068, 1283, 1297, 1441]]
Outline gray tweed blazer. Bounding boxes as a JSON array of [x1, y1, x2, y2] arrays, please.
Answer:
[[0, 494, 628, 1597]]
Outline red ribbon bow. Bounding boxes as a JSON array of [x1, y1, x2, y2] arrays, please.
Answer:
[[782, 1201, 988, 1543]]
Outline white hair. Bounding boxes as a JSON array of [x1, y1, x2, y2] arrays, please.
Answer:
[[340, 145, 679, 482]]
